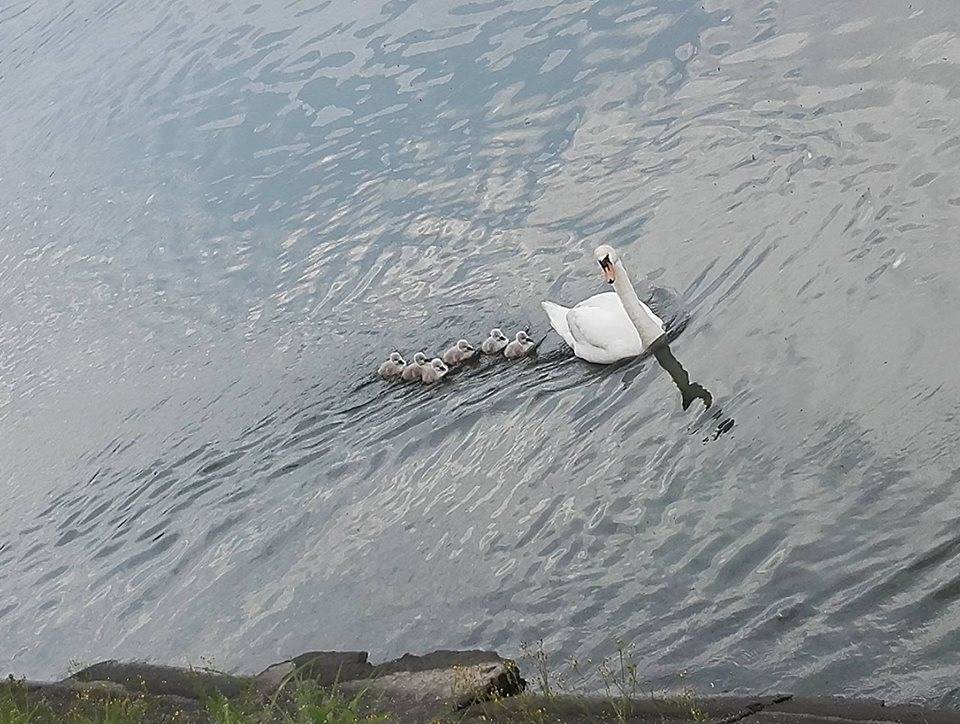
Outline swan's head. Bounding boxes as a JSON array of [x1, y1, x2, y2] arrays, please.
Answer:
[[594, 244, 619, 284], [456, 339, 474, 352], [389, 352, 405, 365], [516, 331, 531, 344], [490, 328, 507, 342], [413, 352, 428, 366], [431, 358, 448, 375]]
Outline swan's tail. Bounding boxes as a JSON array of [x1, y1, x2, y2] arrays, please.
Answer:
[[540, 300, 575, 348]]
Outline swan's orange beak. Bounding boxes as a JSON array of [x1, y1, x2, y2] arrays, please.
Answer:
[[599, 257, 616, 284]]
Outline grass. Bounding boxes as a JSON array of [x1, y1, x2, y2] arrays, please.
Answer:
[[1, 683, 41, 724], [0, 675, 388, 724], [204, 677, 389, 724], [476, 639, 710, 723], [663, 690, 709, 722], [1, 683, 146, 724]]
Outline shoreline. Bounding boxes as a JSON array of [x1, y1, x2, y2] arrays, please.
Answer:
[[3, 648, 959, 722]]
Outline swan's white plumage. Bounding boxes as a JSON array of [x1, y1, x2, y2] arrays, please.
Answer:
[[540, 301, 574, 348], [543, 293, 649, 364], [541, 253, 665, 365]]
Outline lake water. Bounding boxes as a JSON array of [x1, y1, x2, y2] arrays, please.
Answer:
[[3, 0, 960, 705]]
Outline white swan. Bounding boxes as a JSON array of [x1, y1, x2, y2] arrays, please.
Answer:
[[541, 245, 665, 364]]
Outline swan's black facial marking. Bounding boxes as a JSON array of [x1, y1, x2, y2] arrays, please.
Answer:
[[599, 255, 616, 284]]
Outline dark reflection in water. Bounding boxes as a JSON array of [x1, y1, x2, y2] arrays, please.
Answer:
[[1, 0, 960, 707], [652, 342, 714, 412]]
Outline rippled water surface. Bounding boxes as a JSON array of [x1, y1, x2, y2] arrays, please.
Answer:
[[3, 0, 960, 704]]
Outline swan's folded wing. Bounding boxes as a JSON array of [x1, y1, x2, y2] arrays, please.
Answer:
[[567, 303, 642, 363], [572, 292, 621, 310]]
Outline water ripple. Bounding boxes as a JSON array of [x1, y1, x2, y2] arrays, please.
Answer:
[[1, 0, 959, 706]]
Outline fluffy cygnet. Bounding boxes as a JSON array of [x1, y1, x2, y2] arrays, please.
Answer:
[[442, 338, 476, 366], [401, 352, 429, 381], [480, 328, 509, 355], [378, 351, 406, 379], [420, 358, 449, 384], [503, 331, 535, 359]]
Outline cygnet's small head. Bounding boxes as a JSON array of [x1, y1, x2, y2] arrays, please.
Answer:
[[389, 351, 405, 364], [413, 352, 428, 366], [431, 358, 448, 374], [593, 244, 619, 285], [516, 331, 531, 344], [490, 328, 507, 342], [457, 339, 474, 352]]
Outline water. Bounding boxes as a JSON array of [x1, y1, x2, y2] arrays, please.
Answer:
[[2, 0, 960, 705]]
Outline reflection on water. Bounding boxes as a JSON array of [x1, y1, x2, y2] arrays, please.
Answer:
[[2, 0, 960, 706], [652, 342, 714, 412]]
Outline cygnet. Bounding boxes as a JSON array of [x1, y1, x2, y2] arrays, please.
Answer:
[[503, 331, 535, 359], [480, 328, 509, 355], [378, 351, 406, 379], [420, 358, 449, 385], [442, 338, 476, 366], [401, 352, 429, 381]]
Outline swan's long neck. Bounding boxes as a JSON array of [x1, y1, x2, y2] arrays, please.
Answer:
[[613, 261, 665, 348]]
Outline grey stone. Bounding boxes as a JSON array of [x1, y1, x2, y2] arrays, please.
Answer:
[[255, 650, 374, 688], [765, 696, 960, 723], [372, 649, 514, 677], [68, 660, 254, 700], [255, 660, 296, 690], [465, 693, 789, 722], [464, 694, 960, 722], [343, 654, 525, 722]]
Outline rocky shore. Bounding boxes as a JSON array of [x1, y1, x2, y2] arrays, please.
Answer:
[[3, 649, 959, 722]]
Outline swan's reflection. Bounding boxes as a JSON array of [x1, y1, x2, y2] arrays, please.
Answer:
[[652, 341, 713, 411], [649, 339, 735, 439]]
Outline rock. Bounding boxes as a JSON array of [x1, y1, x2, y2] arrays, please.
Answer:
[[255, 650, 374, 689], [68, 660, 254, 700], [3, 677, 205, 723], [255, 660, 296, 690], [467, 694, 960, 723], [372, 649, 516, 678], [341, 650, 525, 722], [10, 651, 960, 723], [755, 696, 960, 724], [254, 648, 524, 721], [466, 693, 792, 722], [37, 678, 133, 698]]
